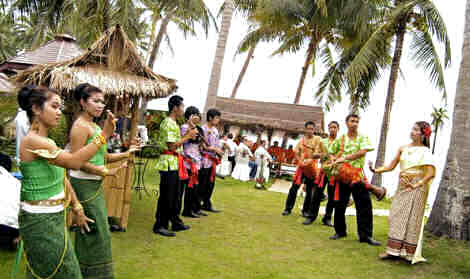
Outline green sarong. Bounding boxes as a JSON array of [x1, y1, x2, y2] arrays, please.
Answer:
[[19, 210, 82, 279], [70, 177, 114, 279]]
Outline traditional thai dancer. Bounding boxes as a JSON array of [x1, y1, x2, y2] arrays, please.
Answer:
[[199, 108, 224, 213], [282, 121, 326, 222], [370, 121, 435, 263], [304, 121, 340, 226], [68, 83, 140, 278], [180, 106, 204, 218], [328, 114, 381, 246], [17, 85, 115, 279], [152, 95, 198, 237]]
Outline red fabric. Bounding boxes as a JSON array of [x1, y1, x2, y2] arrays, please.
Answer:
[[183, 157, 199, 188], [204, 154, 221, 182], [293, 167, 303, 185], [332, 164, 371, 201], [315, 170, 326, 188], [162, 150, 188, 180]]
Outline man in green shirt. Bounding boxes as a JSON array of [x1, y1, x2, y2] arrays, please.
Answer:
[[328, 114, 381, 246], [153, 95, 198, 237]]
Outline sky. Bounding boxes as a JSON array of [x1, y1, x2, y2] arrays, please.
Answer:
[[147, 0, 467, 206]]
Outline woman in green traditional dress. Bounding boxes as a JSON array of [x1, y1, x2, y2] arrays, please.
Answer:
[[369, 121, 435, 264], [69, 83, 139, 279], [17, 85, 115, 279]]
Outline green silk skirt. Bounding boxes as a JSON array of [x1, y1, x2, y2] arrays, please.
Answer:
[[70, 177, 114, 279]]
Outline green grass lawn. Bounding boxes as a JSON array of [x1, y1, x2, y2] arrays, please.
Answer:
[[1, 161, 469, 279]]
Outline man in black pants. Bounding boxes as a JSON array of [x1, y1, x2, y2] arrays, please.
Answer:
[[199, 108, 224, 212], [282, 121, 325, 218], [328, 114, 380, 246], [303, 121, 340, 226], [152, 95, 198, 237]]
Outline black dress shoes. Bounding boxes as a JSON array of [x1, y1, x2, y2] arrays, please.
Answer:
[[322, 219, 334, 227], [329, 234, 347, 240], [282, 210, 291, 216], [172, 223, 191, 232], [302, 218, 314, 225], [360, 237, 381, 246], [182, 212, 200, 218], [202, 207, 221, 213], [195, 210, 208, 216], [153, 227, 176, 237]]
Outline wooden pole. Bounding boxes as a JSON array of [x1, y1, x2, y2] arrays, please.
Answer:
[[119, 95, 139, 230]]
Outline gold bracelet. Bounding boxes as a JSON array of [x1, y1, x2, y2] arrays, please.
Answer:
[[102, 167, 109, 177], [91, 133, 106, 147], [73, 203, 83, 212]]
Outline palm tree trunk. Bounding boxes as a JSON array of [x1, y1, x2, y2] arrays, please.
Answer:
[[231, 45, 256, 98], [426, 0, 470, 240], [294, 37, 316, 104], [146, 14, 160, 62], [371, 20, 407, 187], [432, 127, 438, 154], [204, 0, 235, 113], [140, 12, 173, 124], [148, 11, 174, 69]]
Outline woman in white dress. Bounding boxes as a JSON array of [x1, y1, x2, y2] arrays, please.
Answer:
[[231, 137, 253, 182], [216, 135, 233, 177], [254, 140, 272, 189]]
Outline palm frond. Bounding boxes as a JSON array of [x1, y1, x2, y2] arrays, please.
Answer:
[[414, 0, 451, 66], [409, 29, 447, 99]]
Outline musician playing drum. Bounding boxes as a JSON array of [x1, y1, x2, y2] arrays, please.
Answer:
[[282, 121, 326, 222]]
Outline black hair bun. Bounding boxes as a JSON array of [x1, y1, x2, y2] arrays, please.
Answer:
[[17, 85, 35, 110], [73, 83, 87, 102]]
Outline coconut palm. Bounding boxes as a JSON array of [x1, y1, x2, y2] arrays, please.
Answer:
[[430, 106, 448, 154], [341, 0, 451, 186], [426, 0, 470, 240], [236, 0, 383, 104], [204, 0, 235, 113]]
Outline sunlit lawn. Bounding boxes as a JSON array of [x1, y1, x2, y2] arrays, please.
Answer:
[[1, 159, 469, 279]]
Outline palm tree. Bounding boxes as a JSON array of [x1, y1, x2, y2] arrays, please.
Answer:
[[342, 0, 451, 186], [430, 106, 449, 154], [145, 0, 216, 69], [204, 0, 235, 113], [236, 0, 381, 104], [139, 0, 216, 123], [426, 0, 470, 240]]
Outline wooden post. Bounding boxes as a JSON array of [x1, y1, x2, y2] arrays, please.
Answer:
[[119, 95, 139, 230]]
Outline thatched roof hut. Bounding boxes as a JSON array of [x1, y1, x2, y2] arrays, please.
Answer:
[[14, 25, 177, 98], [216, 96, 324, 134], [0, 34, 84, 75]]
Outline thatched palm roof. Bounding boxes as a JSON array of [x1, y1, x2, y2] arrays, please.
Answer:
[[14, 25, 177, 98], [216, 97, 324, 133]]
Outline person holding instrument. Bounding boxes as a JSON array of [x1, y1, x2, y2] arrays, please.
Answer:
[[369, 121, 435, 264], [68, 83, 140, 278], [152, 95, 198, 237], [17, 85, 115, 279]]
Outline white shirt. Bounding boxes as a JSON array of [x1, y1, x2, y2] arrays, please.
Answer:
[[254, 146, 272, 163], [226, 139, 238, 157], [236, 142, 253, 159], [14, 109, 30, 164]]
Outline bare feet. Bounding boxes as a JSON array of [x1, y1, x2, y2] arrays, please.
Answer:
[[379, 253, 397, 260]]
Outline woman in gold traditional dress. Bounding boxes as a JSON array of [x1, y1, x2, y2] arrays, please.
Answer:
[[369, 121, 435, 264]]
